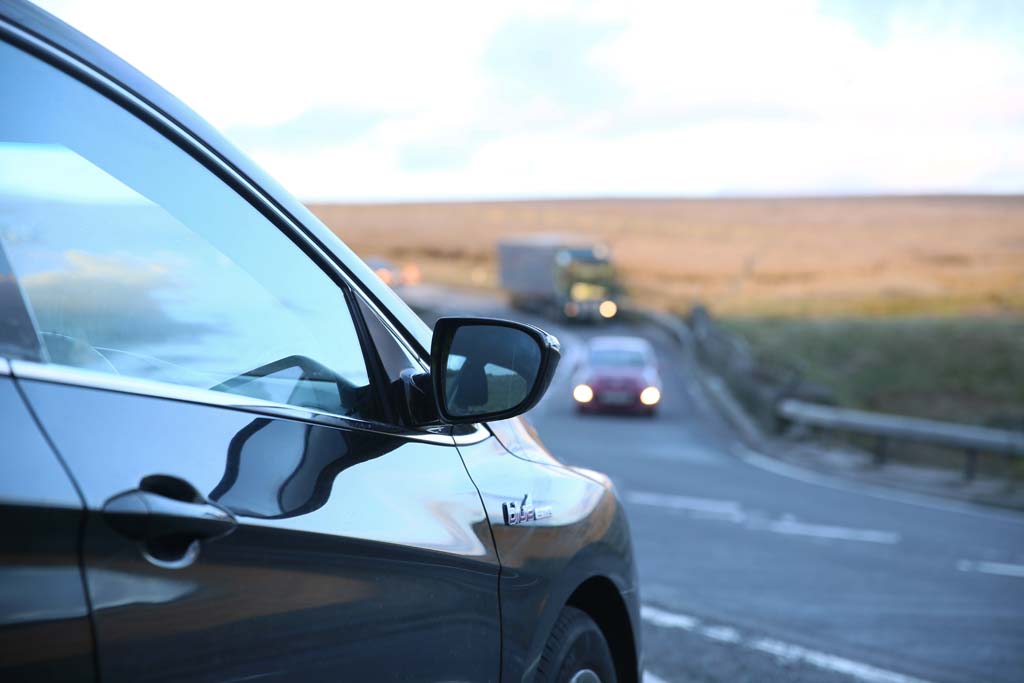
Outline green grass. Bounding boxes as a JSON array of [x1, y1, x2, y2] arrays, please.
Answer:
[[722, 316, 1024, 428]]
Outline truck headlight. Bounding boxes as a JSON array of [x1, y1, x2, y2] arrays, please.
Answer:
[[599, 300, 618, 318]]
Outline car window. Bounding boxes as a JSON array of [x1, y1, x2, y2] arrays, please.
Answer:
[[0, 40, 380, 420], [588, 348, 647, 368], [356, 297, 423, 383]]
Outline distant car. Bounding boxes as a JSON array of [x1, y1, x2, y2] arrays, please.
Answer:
[[573, 337, 662, 415], [365, 256, 402, 286], [366, 257, 422, 287]]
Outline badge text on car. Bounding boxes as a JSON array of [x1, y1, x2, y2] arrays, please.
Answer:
[[503, 495, 552, 525]]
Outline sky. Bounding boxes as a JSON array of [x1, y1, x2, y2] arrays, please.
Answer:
[[34, 0, 1024, 202]]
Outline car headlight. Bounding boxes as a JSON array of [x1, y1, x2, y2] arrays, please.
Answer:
[[573, 384, 594, 403], [640, 386, 661, 406]]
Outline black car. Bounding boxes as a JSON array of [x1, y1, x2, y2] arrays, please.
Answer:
[[0, 2, 640, 682]]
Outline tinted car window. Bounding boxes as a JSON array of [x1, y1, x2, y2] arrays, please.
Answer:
[[357, 296, 423, 383], [589, 349, 647, 367], [0, 41, 378, 419]]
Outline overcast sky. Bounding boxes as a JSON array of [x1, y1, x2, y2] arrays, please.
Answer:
[[35, 0, 1024, 201]]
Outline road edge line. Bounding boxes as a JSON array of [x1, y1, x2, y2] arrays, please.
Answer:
[[641, 604, 935, 683]]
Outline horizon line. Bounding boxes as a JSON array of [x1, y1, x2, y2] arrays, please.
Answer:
[[303, 191, 1024, 206]]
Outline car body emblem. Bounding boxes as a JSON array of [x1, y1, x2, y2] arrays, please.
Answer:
[[503, 494, 552, 525]]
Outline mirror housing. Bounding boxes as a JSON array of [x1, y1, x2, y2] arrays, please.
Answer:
[[430, 317, 560, 424]]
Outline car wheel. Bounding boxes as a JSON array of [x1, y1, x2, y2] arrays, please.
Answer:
[[535, 606, 617, 683]]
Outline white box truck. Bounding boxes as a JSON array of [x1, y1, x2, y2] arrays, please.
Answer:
[[498, 235, 620, 321]]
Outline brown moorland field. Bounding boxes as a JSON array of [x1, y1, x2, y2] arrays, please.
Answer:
[[309, 195, 1024, 316]]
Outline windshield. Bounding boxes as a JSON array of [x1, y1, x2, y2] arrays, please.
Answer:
[[588, 348, 647, 368], [563, 247, 609, 264]]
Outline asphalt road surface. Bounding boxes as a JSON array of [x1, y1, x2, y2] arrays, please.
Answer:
[[409, 288, 1024, 683]]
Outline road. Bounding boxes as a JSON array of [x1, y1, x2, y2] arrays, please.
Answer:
[[407, 287, 1024, 683]]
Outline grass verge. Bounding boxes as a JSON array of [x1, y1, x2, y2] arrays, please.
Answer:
[[722, 315, 1024, 476], [722, 316, 1024, 426]]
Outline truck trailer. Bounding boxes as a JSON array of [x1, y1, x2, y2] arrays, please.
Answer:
[[498, 235, 621, 321]]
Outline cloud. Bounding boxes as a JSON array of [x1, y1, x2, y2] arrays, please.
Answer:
[[32, 0, 1024, 199], [225, 107, 386, 152], [485, 17, 624, 114]]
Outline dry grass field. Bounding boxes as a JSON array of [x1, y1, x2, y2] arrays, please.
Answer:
[[309, 195, 1024, 316]]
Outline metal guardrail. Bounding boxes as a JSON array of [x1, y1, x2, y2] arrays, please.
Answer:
[[778, 399, 1024, 480], [683, 304, 1024, 481]]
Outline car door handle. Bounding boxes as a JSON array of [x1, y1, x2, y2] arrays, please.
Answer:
[[103, 480, 237, 544]]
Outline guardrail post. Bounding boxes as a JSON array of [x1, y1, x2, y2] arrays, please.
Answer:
[[964, 450, 978, 482], [874, 436, 887, 466]]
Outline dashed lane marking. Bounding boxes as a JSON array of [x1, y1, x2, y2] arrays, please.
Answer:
[[752, 517, 901, 544], [625, 491, 744, 520], [731, 442, 1024, 527], [956, 559, 1024, 578], [624, 490, 901, 544], [641, 605, 934, 683]]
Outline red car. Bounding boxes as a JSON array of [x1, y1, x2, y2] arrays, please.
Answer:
[[572, 336, 663, 415]]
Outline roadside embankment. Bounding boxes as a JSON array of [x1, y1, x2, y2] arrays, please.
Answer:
[[664, 306, 1024, 510]]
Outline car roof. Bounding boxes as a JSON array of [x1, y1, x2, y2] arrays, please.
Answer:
[[499, 234, 597, 248], [587, 336, 654, 352], [0, 0, 433, 356]]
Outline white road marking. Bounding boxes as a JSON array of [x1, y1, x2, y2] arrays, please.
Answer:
[[701, 624, 742, 643], [956, 559, 1024, 578], [625, 491, 744, 520], [641, 605, 700, 630], [626, 490, 900, 544], [642, 670, 672, 683], [754, 517, 901, 544], [732, 442, 1024, 527], [749, 637, 932, 683], [642, 604, 934, 683]]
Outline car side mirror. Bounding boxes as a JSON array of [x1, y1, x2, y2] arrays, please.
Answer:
[[431, 317, 560, 424]]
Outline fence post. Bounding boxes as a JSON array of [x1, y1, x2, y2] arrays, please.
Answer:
[[964, 450, 978, 482]]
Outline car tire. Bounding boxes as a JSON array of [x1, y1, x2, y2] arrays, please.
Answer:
[[535, 606, 617, 683]]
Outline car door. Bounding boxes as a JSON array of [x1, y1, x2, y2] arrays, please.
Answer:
[[0, 34, 500, 683], [0, 264, 96, 682], [458, 418, 640, 683]]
